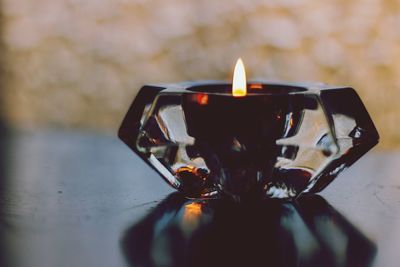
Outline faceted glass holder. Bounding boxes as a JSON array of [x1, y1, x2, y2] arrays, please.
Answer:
[[119, 81, 379, 200]]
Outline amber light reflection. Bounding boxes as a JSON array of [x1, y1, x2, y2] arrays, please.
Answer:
[[249, 83, 263, 90], [197, 93, 209, 105], [183, 202, 203, 223]]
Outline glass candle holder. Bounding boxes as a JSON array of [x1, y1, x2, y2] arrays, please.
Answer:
[[119, 81, 379, 201]]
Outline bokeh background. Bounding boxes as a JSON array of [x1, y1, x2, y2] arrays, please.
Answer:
[[1, 0, 399, 149]]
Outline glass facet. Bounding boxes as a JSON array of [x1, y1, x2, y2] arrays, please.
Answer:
[[119, 82, 379, 200]]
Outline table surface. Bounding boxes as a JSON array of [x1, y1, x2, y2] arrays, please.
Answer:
[[0, 129, 399, 267]]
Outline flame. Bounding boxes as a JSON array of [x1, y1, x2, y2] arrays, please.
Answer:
[[232, 58, 247, 97]]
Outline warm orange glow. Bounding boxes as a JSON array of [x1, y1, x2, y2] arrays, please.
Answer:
[[232, 58, 247, 97], [178, 166, 196, 172], [197, 93, 209, 105], [183, 202, 203, 222], [185, 202, 202, 214], [250, 83, 263, 90]]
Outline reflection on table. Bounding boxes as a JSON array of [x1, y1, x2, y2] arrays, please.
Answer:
[[122, 194, 376, 267]]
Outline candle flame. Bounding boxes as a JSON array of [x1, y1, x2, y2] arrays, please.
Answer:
[[232, 58, 247, 97]]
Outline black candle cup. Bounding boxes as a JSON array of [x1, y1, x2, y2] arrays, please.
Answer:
[[119, 81, 379, 201]]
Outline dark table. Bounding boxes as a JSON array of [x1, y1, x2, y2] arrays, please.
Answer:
[[0, 129, 399, 267]]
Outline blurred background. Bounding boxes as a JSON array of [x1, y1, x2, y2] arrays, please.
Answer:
[[1, 0, 399, 149]]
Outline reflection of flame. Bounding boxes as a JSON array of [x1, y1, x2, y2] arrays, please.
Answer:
[[232, 58, 247, 97], [176, 166, 209, 181], [183, 202, 203, 223], [197, 93, 208, 105], [250, 83, 262, 90]]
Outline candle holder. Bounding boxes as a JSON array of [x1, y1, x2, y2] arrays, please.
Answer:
[[119, 81, 379, 200]]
